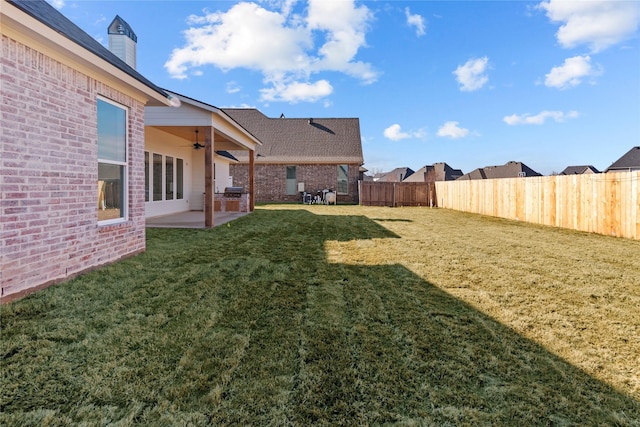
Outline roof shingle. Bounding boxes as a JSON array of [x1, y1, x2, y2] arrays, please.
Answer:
[[222, 109, 363, 164], [606, 146, 640, 171]]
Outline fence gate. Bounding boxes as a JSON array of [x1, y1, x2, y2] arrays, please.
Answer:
[[359, 181, 437, 207]]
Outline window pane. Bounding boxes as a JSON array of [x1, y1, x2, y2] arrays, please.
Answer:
[[286, 166, 296, 179], [286, 166, 297, 195], [166, 156, 174, 200], [144, 151, 149, 202], [98, 163, 124, 221], [153, 153, 162, 201], [97, 99, 126, 162], [337, 165, 348, 194], [176, 158, 184, 199]]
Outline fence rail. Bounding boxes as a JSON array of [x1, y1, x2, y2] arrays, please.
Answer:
[[435, 172, 639, 240], [359, 181, 437, 207]]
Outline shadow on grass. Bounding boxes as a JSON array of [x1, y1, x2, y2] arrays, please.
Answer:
[[1, 208, 638, 425]]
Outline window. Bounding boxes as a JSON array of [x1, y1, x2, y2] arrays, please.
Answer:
[[153, 154, 162, 201], [144, 151, 150, 202], [97, 98, 127, 223], [286, 166, 297, 195], [165, 156, 174, 200], [337, 164, 349, 194], [146, 152, 184, 202], [176, 158, 184, 199]]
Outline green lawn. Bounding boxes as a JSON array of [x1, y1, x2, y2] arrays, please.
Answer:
[[2, 205, 639, 426]]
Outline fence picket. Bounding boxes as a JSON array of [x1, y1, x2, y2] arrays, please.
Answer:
[[433, 172, 639, 240]]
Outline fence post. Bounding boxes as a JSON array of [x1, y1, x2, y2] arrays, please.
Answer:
[[392, 182, 396, 207]]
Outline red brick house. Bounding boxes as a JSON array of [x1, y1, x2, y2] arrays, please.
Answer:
[[222, 109, 364, 203], [0, 0, 175, 301]]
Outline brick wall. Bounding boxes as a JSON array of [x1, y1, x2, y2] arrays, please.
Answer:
[[1, 35, 147, 300], [230, 163, 361, 203]]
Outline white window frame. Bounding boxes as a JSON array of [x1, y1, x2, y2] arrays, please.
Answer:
[[97, 96, 128, 225], [337, 164, 349, 195], [286, 165, 297, 195], [145, 151, 184, 202]]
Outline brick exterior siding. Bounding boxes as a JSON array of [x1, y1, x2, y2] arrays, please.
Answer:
[[1, 35, 147, 300], [230, 163, 361, 203]]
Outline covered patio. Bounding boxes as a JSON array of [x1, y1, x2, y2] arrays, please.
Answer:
[[144, 91, 261, 228]]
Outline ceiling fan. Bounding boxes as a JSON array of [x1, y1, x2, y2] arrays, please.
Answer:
[[191, 129, 204, 150]]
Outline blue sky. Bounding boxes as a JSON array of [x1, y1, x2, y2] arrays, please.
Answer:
[[49, 0, 640, 175]]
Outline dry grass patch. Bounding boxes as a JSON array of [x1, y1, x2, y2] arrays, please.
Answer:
[[317, 204, 640, 398]]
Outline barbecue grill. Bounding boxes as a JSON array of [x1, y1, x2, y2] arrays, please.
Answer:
[[223, 186, 244, 197]]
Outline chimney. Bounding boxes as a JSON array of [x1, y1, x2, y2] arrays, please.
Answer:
[[108, 15, 137, 69]]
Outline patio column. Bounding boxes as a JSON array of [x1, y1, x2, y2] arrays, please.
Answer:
[[204, 127, 215, 228], [249, 149, 255, 212]]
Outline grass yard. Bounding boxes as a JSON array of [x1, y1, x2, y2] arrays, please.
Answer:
[[1, 204, 639, 425]]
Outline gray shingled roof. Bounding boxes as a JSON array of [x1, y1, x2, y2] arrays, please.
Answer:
[[377, 167, 414, 182], [403, 162, 463, 182], [7, 0, 168, 100], [458, 161, 541, 180], [222, 109, 363, 164], [606, 146, 640, 171], [560, 165, 600, 175]]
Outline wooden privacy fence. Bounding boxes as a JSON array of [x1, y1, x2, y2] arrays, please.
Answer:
[[359, 181, 437, 207], [435, 172, 639, 240]]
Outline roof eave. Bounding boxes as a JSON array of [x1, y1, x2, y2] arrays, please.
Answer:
[[3, 0, 171, 107]]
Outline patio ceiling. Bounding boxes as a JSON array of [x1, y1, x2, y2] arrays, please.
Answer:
[[151, 125, 249, 151]]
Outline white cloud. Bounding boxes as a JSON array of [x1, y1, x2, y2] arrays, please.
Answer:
[[544, 55, 602, 89], [453, 57, 489, 92], [437, 121, 469, 139], [538, 0, 640, 52], [384, 124, 411, 141], [503, 110, 579, 125], [165, 0, 377, 103], [260, 79, 333, 103], [306, 0, 377, 82], [383, 124, 425, 141], [405, 8, 426, 37]]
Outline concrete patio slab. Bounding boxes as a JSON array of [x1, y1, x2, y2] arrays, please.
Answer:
[[145, 211, 249, 229]]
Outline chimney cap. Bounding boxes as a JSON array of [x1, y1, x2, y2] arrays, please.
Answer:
[[108, 15, 137, 42]]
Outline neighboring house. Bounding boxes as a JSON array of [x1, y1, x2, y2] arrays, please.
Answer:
[[376, 167, 415, 182], [1, 0, 175, 300], [560, 165, 600, 175], [605, 146, 640, 172], [222, 109, 364, 203], [403, 162, 463, 182], [457, 161, 541, 180]]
